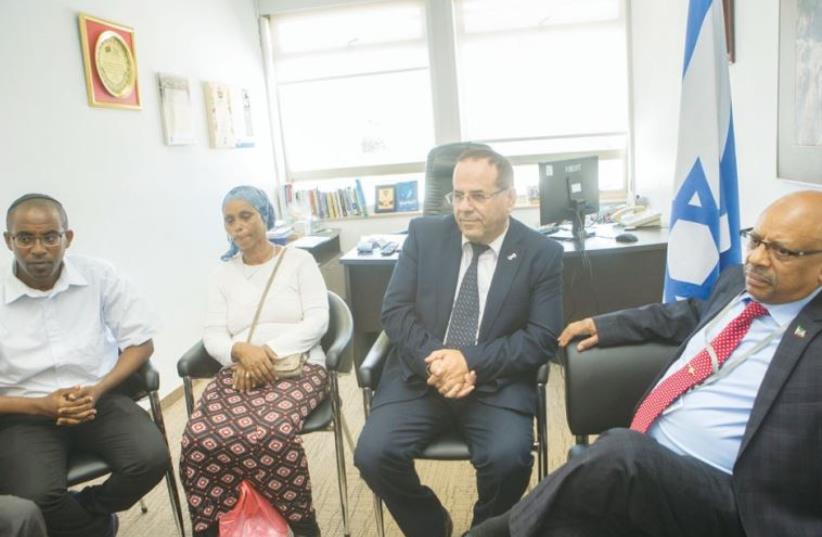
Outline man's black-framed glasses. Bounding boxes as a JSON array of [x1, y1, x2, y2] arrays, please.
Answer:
[[9, 232, 65, 248], [740, 227, 822, 261]]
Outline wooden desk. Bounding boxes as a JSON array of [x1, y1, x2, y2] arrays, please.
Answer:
[[340, 225, 668, 363]]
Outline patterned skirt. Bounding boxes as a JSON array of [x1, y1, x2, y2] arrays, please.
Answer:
[[180, 363, 329, 533]]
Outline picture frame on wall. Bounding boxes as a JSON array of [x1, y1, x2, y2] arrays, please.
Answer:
[[158, 73, 194, 145], [777, 0, 822, 185], [78, 14, 141, 110], [203, 81, 236, 149], [374, 185, 397, 213]]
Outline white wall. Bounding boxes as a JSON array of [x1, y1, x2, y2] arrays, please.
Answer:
[[630, 0, 821, 227], [0, 0, 275, 397]]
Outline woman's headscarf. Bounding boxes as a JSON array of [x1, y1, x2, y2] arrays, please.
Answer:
[[220, 185, 276, 261]]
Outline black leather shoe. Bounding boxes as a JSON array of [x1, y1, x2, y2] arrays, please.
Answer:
[[105, 514, 119, 537], [290, 515, 321, 537], [443, 509, 453, 537]]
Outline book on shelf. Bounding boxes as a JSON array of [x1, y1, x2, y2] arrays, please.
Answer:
[[281, 181, 369, 221]]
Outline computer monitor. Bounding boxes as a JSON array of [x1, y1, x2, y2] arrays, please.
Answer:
[[539, 156, 599, 242]]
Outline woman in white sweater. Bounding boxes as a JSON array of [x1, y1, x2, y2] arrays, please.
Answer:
[[180, 186, 329, 537]]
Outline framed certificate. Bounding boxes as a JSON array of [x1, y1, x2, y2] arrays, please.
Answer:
[[78, 14, 141, 110]]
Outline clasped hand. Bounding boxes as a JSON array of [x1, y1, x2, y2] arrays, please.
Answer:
[[231, 342, 279, 392], [41, 385, 101, 426], [424, 349, 477, 399]]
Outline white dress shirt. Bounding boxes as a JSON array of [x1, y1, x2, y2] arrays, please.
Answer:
[[0, 255, 156, 398], [203, 247, 329, 367], [649, 286, 821, 474], [444, 222, 509, 344]]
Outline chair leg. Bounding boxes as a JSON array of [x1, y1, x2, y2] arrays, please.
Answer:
[[536, 380, 549, 480], [329, 374, 351, 537], [164, 466, 186, 537], [340, 413, 356, 454], [360, 388, 385, 537], [373, 493, 386, 537], [150, 392, 186, 537]]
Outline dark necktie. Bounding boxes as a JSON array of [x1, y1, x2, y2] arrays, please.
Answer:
[[445, 243, 490, 349], [630, 300, 768, 433]]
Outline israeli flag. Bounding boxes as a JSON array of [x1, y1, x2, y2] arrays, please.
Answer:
[[664, 0, 741, 303]]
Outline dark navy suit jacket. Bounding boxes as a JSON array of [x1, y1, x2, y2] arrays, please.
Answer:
[[594, 265, 822, 537], [373, 214, 564, 415]]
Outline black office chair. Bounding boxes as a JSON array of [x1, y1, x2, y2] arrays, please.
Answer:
[[66, 360, 186, 537], [422, 141, 492, 216], [563, 342, 678, 459], [177, 291, 354, 537], [358, 331, 549, 537]]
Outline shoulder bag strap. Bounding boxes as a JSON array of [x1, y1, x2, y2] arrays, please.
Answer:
[[246, 247, 287, 343]]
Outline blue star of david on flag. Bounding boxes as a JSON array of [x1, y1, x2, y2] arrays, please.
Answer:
[[664, 0, 741, 303]]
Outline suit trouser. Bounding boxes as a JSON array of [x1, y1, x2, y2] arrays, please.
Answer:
[[0, 393, 170, 537], [509, 428, 746, 537], [355, 389, 533, 537], [0, 496, 47, 537]]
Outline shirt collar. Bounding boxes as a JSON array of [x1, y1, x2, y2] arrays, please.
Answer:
[[741, 286, 822, 327], [3, 256, 88, 304], [461, 219, 510, 258]]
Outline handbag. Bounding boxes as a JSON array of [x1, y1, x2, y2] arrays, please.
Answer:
[[246, 247, 307, 379]]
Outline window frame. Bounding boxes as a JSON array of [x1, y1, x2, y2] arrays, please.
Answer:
[[258, 0, 635, 205]]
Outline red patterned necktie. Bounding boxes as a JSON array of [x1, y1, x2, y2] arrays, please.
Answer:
[[630, 300, 769, 433]]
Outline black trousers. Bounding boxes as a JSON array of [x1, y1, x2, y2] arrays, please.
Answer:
[[510, 429, 746, 537], [0, 496, 47, 537], [0, 393, 169, 537], [354, 389, 534, 537]]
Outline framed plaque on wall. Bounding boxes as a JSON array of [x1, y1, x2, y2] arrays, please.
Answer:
[[78, 14, 141, 110]]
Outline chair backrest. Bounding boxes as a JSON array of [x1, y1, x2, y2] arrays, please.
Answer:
[[564, 342, 679, 436], [422, 141, 492, 216], [322, 291, 354, 373]]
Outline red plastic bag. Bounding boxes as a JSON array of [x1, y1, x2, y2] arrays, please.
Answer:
[[219, 480, 290, 537]]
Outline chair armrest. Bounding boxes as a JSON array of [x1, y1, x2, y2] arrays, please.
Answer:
[[138, 360, 160, 392], [325, 291, 354, 373], [357, 331, 391, 389], [565, 342, 678, 436], [536, 362, 549, 384], [177, 341, 223, 379], [117, 360, 159, 400]]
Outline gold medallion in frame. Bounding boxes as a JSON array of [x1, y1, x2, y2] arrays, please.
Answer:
[[78, 14, 141, 110]]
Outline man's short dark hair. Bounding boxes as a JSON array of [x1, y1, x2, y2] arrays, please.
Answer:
[[6, 194, 69, 230], [456, 148, 514, 190]]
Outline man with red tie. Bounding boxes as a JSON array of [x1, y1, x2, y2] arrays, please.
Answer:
[[469, 190, 822, 537]]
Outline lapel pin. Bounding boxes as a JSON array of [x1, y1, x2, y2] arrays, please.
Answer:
[[794, 325, 806, 338], [507, 252, 517, 261]]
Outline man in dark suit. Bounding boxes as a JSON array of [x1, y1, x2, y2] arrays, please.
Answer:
[[470, 190, 822, 537], [354, 148, 564, 537]]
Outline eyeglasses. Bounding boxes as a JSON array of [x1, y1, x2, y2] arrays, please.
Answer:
[[740, 228, 822, 261], [9, 232, 65, 248], [444, 188, 508, 206]]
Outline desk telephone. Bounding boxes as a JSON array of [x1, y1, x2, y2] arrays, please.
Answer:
[[612, 205, 661, 229]]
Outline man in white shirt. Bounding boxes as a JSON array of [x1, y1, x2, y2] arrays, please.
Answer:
[[0, 194, 169, 537]]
